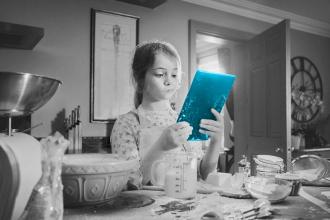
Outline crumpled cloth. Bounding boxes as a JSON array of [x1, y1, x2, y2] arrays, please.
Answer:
[[151, 192, 224, 220]]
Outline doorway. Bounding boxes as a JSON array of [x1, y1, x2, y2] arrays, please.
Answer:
[[195, 33, 242, 172], [189, 19, 291, 172], [189, 20, 254, 172]]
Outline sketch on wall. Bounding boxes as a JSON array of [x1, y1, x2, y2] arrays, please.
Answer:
[[90, 9, 139, 122]]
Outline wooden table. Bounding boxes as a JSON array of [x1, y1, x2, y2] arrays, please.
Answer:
[[64, 186, 330, 220]]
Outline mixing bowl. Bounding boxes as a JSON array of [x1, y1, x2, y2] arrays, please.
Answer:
[[275, 173, 302, 196], [292, 154, 330, 182], [245, 176, 292, 203], [0, 71, 61, 117], [61, 153, 139, 207]]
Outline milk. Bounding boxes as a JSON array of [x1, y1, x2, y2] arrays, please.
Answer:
[[151, 152, 197, 199], [164, 158, 197, 199]]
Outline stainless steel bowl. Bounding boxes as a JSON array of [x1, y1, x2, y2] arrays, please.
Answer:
[[0, 72, 62, 117]]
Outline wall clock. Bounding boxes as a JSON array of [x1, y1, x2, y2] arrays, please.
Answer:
[[291, 56, 323, 123]]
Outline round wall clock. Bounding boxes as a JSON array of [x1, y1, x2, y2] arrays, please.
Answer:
[[291, 56, 323, 123]]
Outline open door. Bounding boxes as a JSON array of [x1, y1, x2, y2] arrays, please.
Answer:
[[246, 20, 291, 170]]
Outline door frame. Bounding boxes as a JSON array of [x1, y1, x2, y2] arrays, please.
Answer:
[[189, 20, 255, 171], [189, 20, 254, 83]]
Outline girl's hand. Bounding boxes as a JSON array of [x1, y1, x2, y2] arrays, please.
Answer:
[[199, 108, 224, 144], [159, 122, 192, 151]]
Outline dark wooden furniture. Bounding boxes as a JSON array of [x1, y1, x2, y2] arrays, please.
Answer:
[[0, 141, 19, 220], [115, 0, 167, 9], [0, 21, 44, 50]]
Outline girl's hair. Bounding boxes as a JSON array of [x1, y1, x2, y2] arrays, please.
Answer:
[[131, 40, 182, 108]]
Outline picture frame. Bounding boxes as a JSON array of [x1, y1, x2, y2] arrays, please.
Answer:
[[90, 9, 139, 122]]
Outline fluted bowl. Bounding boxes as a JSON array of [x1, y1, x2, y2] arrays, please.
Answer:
[[61, 153, 138, 207], [0, 71, 61, 117]]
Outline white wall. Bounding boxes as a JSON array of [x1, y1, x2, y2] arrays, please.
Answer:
[[0, 0, 270, 137], [291, 29, 330, 142], [1, 0, 329, 143]]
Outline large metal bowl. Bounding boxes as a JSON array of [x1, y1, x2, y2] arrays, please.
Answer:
[[0, 72, 62, 117]]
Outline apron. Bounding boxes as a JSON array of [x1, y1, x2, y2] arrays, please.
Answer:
[[136, 107, 182, 184]]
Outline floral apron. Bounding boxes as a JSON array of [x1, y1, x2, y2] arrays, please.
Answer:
[[136, 108, 183, 185]]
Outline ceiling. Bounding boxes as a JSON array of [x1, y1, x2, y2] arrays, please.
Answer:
[[244, 0, 330, 23], [196, 0, 330, 58], [187, 0, 330, 38]]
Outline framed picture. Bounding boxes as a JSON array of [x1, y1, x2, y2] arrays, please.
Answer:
[[90, 9, 139, 122]]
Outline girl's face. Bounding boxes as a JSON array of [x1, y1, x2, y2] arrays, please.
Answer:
[[143, 52, 181, 102]]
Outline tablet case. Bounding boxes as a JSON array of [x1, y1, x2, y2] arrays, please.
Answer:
[[177, 69, 236, 141]]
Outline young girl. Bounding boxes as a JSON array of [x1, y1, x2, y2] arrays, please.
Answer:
[[110, 40, 224, 189]]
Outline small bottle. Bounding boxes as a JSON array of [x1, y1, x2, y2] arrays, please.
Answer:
[[238, 155, 246, 173], [238, 155, 250, 184]]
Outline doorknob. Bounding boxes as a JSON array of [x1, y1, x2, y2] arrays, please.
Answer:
[[275, 147, 283, 153]]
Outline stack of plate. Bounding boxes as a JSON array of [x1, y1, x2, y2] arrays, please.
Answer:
[[253, 155, 284, 177]]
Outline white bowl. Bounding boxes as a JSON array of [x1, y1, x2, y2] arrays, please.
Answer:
[[245, 176, 292, 203], [62, 153, 138, 207]]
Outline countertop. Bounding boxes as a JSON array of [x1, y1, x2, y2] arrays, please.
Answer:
[[64, 186, 330, 220]]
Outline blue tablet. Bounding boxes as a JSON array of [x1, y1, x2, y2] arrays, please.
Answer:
[[177, 69, 236, 141]]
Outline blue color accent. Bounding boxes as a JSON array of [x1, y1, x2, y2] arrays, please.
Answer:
[[177, 69, 236, 141]]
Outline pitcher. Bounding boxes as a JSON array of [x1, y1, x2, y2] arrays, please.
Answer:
[[151, 151, 197, 199]]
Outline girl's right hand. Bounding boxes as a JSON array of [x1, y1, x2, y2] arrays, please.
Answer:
[[158, 122, 192, 151]]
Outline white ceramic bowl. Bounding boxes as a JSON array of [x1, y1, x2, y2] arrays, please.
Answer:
[[61, 153, 138, 207], [245, 176, 292, 203]]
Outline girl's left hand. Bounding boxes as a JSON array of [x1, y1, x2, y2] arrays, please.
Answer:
[[199, 108, 224, 144]]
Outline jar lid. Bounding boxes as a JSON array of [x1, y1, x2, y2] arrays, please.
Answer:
[[275, 173, 301, 181]]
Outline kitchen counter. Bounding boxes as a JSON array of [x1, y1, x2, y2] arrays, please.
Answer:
[[64, 186, 330, 220]]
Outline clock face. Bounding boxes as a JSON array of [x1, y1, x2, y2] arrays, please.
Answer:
[[291, 56, 323, 123]]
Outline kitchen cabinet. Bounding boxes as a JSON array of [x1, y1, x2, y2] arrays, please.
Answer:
[[0, 22, 44, 50]]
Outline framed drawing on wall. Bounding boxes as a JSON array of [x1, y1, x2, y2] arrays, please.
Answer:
[[90, 9, 139, 122]]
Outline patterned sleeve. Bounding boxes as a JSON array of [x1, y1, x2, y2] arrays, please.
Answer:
[[110, 112, 142, 189]]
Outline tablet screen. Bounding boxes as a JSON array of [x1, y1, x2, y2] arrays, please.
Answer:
[[177, 69, 236, 141]]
